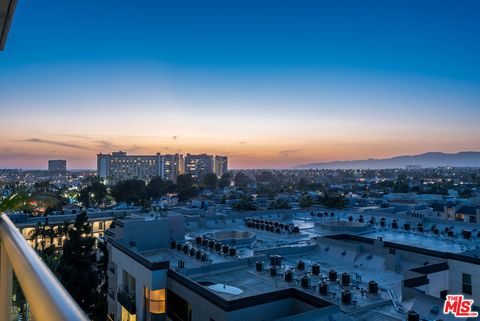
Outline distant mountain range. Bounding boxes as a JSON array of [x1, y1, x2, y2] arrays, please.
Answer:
[[296, 151, 480, 169]]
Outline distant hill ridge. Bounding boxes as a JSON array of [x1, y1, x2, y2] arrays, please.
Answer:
[[296, 151, 480, 169]]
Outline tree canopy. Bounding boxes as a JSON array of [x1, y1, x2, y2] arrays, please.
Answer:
[[203, 173, 218, 190], [111, 179, 147, 205], [56, 212, 103, 320]]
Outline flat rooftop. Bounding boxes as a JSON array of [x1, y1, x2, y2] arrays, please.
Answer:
[[362, 230, 476, 253]]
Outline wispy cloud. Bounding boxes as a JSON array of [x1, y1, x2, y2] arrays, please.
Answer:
[[20, 138, 95, 150], [279, 149, 302, 157], [239, 141, 248, 144], [94, 140, 115, 150]]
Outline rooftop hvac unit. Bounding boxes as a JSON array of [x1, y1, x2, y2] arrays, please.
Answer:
[[297, 260, 305, 271], [328, 270, 337, 282], [301, 275, 310, 289], [270, 254, 282, 267], [341, 273, 351, 286], [319, 281, 328, 295], [407, 310, 419, 321], [284, 270, 293, 282], [222, 245, 230, 254], [341, 290, 352, 304], [269, 266, 277, 277], [368, 280, 378, 294]]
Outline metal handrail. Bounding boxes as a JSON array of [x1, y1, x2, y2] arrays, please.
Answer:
[[0, 213, 89, 321]]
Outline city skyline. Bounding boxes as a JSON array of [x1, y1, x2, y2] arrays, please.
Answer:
[[1, 0, 480, 169]]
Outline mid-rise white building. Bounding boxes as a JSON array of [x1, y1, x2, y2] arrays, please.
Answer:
[[98, 152, 228, 183]]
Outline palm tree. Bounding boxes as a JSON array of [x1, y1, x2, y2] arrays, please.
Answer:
[[56, 221, 71, 248], [1, 192, 31, 320], [30, 222, 45, 251], [0, 192, 28, 212]]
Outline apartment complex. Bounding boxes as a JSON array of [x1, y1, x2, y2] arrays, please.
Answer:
[[97, 152, 227, 183], [106, 209, 480, 321], [48, 159, 67, 173]]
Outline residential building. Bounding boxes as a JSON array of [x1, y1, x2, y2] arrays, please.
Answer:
[[48, 159, 67, 173], [160, 154, 182, 182], [8, 207, 142, 249], [98, 152, 228, 183], [184, 154, 214, 179], [214, 155, 228, 177], [97, 151, 160, 183], [106, 208, 480, 321]]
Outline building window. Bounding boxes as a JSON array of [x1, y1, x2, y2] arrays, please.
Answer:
[[462, 273, 472, 295], [145, 288, 166, 314], [121, 306, 136, 321]]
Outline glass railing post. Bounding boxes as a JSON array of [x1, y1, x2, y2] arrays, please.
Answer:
[[0, 242, 13, 321]]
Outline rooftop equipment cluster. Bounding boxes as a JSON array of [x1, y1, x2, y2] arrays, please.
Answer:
[[366, 216, 479, 240], [244, 218, 300, 234], [254, 254, 380, 306], [170, 237, 238, 267], [310, 211, 336, 218]]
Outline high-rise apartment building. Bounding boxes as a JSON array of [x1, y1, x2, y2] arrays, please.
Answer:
[[97, 151, 160, 183], [184, 154, 214, 179], [48, 160, 67, 173], [97, 152, 227, 183], [214, 155, 228, 177], [159, 154, 182, 182]]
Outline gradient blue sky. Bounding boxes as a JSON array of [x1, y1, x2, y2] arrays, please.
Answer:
[[1, 0, 480, 169]]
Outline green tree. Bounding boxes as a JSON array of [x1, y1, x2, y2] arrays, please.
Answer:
[[176, 174, 198, 202], [111, 179, 147, 205], [267, 199, 291, 210], [299, 195, 314, 208], [297, 178, 311, 191], [256, 171, 275, 183], [218, 172, 232, 189], [177, 174, 195, 189], [57, 212, 100, 319], [33, 181, 53, 194], [1, 192, 32, 321], [178, 186, 199, 202], [203, 173, 218, 190], [146, 176, 167, 199], [232, 196, 257, 211], [0, 192, 28, 212], [233, 172, 252, 189], [91, 241, 108, 321], [320, 192, 348, 208]]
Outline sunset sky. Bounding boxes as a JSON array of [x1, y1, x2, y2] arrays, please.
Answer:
[[1, 0, 480, 169]]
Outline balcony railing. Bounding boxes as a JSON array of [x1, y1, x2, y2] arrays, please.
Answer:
[[117, 286, 136, 315], [0, 213, 89, 321]]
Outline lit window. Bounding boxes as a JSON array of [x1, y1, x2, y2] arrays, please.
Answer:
[[145, 288, 166, 314], [121, 306, 136, 321]]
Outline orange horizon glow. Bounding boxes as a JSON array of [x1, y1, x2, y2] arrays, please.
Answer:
[[2, 130, 479, 169]]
